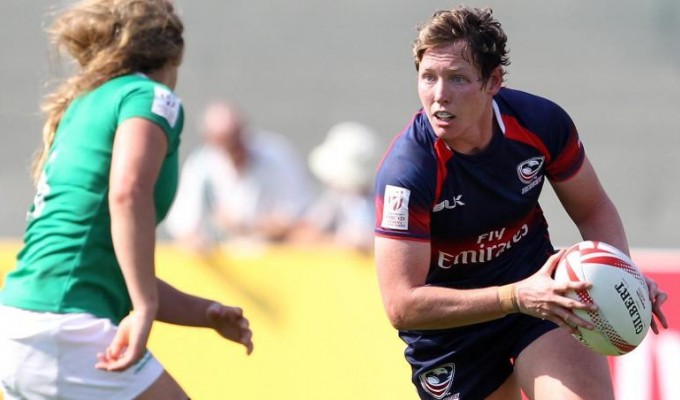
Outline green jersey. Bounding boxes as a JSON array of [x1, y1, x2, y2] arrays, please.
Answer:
[[0, 74, 184, 324]]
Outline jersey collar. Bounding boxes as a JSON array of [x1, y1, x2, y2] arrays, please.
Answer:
[[492, 99, 506, 135]]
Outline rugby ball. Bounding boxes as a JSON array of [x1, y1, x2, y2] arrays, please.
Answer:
[[553, 240, 652, 356]]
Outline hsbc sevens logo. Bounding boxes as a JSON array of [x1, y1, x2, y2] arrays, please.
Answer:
[[517, 156, 544, 184], [388, 194, 403, 211], [385, 185, 409, 211]]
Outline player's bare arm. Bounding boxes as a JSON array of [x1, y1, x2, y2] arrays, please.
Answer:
[[104, 118, 168, 371]]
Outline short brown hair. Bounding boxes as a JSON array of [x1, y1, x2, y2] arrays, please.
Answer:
[[412, 6, 510, 83]]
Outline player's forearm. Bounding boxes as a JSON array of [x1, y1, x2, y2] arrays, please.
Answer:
[[384, 285, 508, 330], [156, 278, 214, 327], [110, 191, 159, 317], [575, 197, 629, 255]]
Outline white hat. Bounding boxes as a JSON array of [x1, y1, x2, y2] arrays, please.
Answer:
[[308, 121, 379, 191]]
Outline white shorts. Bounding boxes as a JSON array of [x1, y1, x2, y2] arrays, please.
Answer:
[[0, 305, 164, 400]]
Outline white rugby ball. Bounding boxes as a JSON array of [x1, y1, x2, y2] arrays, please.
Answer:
[[553, 240, 652, 356]]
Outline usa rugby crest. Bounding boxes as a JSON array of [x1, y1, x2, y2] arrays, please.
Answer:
[[516, 156, 544, 184], [419, 363, 455, 399]]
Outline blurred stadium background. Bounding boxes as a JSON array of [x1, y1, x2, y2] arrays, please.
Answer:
[[1, 0, 679, 246], [0, 1, 678, 399]]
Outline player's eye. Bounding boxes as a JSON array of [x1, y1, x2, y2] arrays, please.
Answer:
[[421, 73, 436, 83], [450, 75, 468, 85]]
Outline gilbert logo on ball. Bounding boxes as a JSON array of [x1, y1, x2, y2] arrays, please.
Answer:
[[553, 241, 652, 356]]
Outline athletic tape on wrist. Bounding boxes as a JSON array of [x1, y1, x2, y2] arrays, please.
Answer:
[[498, 284, 519, 314]]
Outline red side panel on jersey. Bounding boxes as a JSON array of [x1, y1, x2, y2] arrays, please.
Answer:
[[374, 110, 433, 242], [546, 125, 585, 181], [502, 114, 584, 182], [502, 115, 552, 162], [433, 139, 454, 205]]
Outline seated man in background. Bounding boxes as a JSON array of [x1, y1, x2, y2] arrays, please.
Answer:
[[164, 100, 314, 251]]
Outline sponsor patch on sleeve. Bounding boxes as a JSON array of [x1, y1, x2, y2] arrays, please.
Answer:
[[151, 86, 180, 128], [381, 185, 410, 230]]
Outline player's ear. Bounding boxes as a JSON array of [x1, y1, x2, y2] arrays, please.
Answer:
[[485, 66, 504, 94]]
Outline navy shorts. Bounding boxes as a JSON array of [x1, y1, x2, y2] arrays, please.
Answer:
[[403, 314, 557, 400]]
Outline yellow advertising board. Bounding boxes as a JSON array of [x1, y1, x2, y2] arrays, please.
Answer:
[[0, 242, 414, 399], [1, 241, 679, 399]]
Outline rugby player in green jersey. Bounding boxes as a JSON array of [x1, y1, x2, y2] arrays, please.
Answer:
[[0, 1, 253, 399]]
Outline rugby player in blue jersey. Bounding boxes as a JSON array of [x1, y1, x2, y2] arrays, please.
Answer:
[[374, 6, 668, 400]]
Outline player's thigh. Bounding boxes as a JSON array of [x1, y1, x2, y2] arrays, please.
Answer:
[[513, 328, 614, 400], [135, 370, 188, 400]]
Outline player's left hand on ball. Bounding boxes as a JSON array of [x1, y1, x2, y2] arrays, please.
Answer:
[[207, 302, 254, 355], [644, 275, 669, 334]]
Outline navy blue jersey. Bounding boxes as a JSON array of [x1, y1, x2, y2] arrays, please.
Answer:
[[375, 87, 584, 289], [375, 87, 585, 399]]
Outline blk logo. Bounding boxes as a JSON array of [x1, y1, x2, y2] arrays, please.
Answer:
[[433, 195, 465, 212]]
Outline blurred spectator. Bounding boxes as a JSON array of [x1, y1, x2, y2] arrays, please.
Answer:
[[164, 100, 314, 251], [293, 121, 380, 254]]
